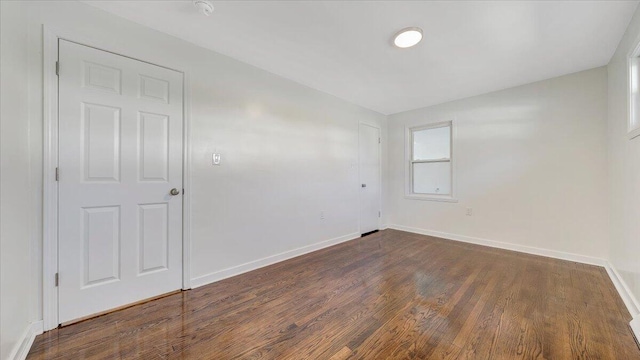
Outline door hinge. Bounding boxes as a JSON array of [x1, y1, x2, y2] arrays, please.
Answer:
[[54, 273, 59, 287], [55, 61, 59, 76], [182, 188, 185, 195], [378, 211, 381, 217], [378, 137, 381, 144], [55, 167, 59, 181]]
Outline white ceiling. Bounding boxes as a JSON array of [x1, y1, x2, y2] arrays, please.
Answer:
[[86, 0, 638, 115]]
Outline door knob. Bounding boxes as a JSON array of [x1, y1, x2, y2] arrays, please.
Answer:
[[362, 184, 367, 188], [170, 188, 180, 196]]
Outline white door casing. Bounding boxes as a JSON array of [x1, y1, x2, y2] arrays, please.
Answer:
[[359, 123, 381, 234], [58, 40, 184, 324]]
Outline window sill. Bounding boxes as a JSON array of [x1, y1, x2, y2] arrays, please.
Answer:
[[404, 194, 458, 203]]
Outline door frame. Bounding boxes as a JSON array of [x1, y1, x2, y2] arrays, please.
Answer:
[[357, 122, 382, 234], [42, 27, 192, 331]]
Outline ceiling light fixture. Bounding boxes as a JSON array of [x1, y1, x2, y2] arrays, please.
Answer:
[[393, 27, 423, 48], [194, 0, 214, 16]]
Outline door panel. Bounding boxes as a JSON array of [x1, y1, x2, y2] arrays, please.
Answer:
[[138, 203, 169, 274], [58, 40, 184, 324], [82, 206, 120, 287], [82, 103, 121, 182], [139, 112, 169, 182], [359, 124, 381, 234]]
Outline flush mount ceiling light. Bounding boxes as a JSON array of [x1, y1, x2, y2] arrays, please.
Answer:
[[393, 27, 423, 48], [194, 0, 214, 16]]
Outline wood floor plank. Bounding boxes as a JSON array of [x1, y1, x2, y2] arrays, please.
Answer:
[[27, 230, 640, 359]]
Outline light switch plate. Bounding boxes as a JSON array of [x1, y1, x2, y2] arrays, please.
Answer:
[[212, 153, 221, 165]]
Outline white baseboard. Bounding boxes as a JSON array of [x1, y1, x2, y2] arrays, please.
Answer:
[[190, 232, 360, 288], [604, 261, 640, 316], [631, 317, 640, 343], [8, 320, 43, 360], [387, 224, 606, 266], [604, 261, 640, 341]]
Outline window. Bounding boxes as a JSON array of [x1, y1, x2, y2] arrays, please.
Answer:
[[406, 121, 455, 201], [629, 38, 640, 139]]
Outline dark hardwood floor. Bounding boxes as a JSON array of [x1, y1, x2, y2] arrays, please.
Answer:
[[28, 229, 640, 359]]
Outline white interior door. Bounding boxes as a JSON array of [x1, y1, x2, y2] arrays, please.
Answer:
[[359, 124, 381, 234], [58, 40, 184, 324]]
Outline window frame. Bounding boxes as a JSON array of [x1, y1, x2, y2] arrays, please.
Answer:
[[628, 33, 640, 140], [405, 120, 457, 202]]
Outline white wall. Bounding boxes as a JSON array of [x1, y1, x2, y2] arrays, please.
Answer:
[[10, 0, 386, 341], [1, 1, 36, 358], [3, 0, 631, 356], [608, 5, 640, 320], [388, 67, 609, 261]]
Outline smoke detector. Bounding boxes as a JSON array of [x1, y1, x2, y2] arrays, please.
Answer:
[[194, 0, 214, 16]]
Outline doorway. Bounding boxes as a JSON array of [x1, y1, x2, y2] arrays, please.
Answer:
[[56, 40, 185, 324], [358, 123, 381, 235]]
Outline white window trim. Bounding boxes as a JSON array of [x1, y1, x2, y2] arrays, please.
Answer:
[[627, 32, 640, 140], [404, 120, 458, 202]]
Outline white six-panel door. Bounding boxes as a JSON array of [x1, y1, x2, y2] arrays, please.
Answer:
[[359, 124, 381, 234], [58, 40, 184, 324]]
